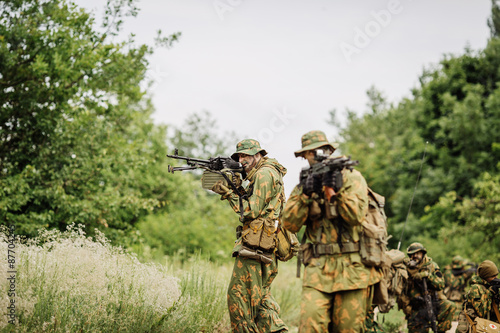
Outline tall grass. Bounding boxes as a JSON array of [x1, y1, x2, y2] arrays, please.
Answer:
[[0, 225, 406, 332]]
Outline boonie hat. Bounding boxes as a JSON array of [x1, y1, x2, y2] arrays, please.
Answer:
[[407, 242, 427, 255], [294, 130, 338, 157], [231, 139, 267, 161]]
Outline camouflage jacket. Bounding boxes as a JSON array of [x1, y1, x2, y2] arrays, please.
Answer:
[[282, 168, 382, 293], [443, 265, 471, 301], [224, 157, 287, 223], [398, 256, 446, 315], [463, 275, 500, 322]]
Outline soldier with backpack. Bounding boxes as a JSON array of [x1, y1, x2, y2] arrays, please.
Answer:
[[457, 260, 500, 333], [397, 242, 457, 333], [282, 130, 383, 332], [211, 139, 289, 332]]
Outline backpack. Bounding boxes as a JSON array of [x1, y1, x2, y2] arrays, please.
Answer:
[[376, 249, 409, 312], [359, 187, 389, 267], [358, 187, 410, 310]]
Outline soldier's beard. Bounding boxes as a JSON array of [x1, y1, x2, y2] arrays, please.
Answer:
[[408, 259, 421, 269], [243, 156, 258, 173]]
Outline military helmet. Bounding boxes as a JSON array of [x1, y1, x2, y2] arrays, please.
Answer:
[[294, 130, 338, 157], [478, 260, 499, 280], [451, 255, 465, 269], [231, 139, 267, 161], [406, 242, 427, 255]]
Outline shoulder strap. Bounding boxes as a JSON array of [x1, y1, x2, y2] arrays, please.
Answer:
[[464, 312, 477, 333], [493, 302, 500, 323]]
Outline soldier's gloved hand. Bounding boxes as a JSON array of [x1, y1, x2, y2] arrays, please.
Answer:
[[414, 270, 430, 280], [302, 174, 322, 196], [211, 180, 231, 198], [232, 172, 243, 188]]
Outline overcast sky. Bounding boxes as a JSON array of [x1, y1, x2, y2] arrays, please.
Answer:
[[75, 0, 492, 196]]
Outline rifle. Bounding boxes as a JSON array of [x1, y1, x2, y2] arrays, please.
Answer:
[[167, 148, 248, 217], [422, 277, 438, 333], [299, 155, 359, 202], [452, 264, 478, 277]]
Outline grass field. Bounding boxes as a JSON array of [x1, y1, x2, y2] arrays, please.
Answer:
[[0, 225, 406, 332]]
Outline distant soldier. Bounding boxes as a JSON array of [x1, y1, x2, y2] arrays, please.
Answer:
[[443, 255, 476, 318], [457, 260, 500, 332], [397, 242, 457, 333], [281, 130, 382, 332], [211, 139, 289, 332]]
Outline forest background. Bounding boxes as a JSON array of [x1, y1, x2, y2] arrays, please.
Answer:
[[1, 0, 499, 332]]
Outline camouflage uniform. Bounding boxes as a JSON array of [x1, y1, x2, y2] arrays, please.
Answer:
[[217, 139, 288, 333], [282, 130, 382, 333], [442, 255, 475, 318], [460, 260, 500, 324], [397, 243, 456, 333]]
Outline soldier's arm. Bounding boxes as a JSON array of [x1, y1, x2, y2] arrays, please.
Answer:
[[226, 168, 281, 220], [282, 185, 310, 233], [427, 264, 446, 290], [335, 169, 369, 226]]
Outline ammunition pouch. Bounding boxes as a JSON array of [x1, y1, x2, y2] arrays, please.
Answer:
[[275, 225, 299, 262], [241, 217, 277, 252], [238, 245, 274, 264]]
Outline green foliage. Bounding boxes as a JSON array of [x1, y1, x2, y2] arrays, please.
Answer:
[[133, 172, 239, 262], [0, 0, 181, 242]]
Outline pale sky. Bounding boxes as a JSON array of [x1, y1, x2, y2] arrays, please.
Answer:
[[75, 0, 492, 196]]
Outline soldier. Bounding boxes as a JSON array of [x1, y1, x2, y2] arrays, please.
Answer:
[[442, 255, 476, 318], [211, 139, 289, 332], [458, 260, 500, 329], [281, 130, 382, 332], [397, 242, 457, 333]]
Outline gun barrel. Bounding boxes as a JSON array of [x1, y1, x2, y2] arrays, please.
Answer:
[[166, 154, 211, 164], [168, 165, 199, 173]]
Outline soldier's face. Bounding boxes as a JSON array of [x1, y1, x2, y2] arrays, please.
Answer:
[[409, 251, 424, 264], [302, 151, 317, 166], [239, 153, 261, 173]]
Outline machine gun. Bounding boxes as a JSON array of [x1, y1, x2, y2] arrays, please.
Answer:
[[299, 155, 359, 201], [167, 148, 246, 195], [422, 277, 438, 333], [167, 149, 249, 217]]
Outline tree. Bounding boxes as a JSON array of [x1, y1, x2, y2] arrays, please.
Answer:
[[0, 0, 180, 241], [488, 0, 500, 37], [169, 110, 238, 158], [329, 4, 500, 250]]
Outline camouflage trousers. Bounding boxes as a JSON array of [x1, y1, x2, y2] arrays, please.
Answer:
[[227, 255, 288, 333], [407, 299, 457, 333], [299, 285, 373, 333]]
